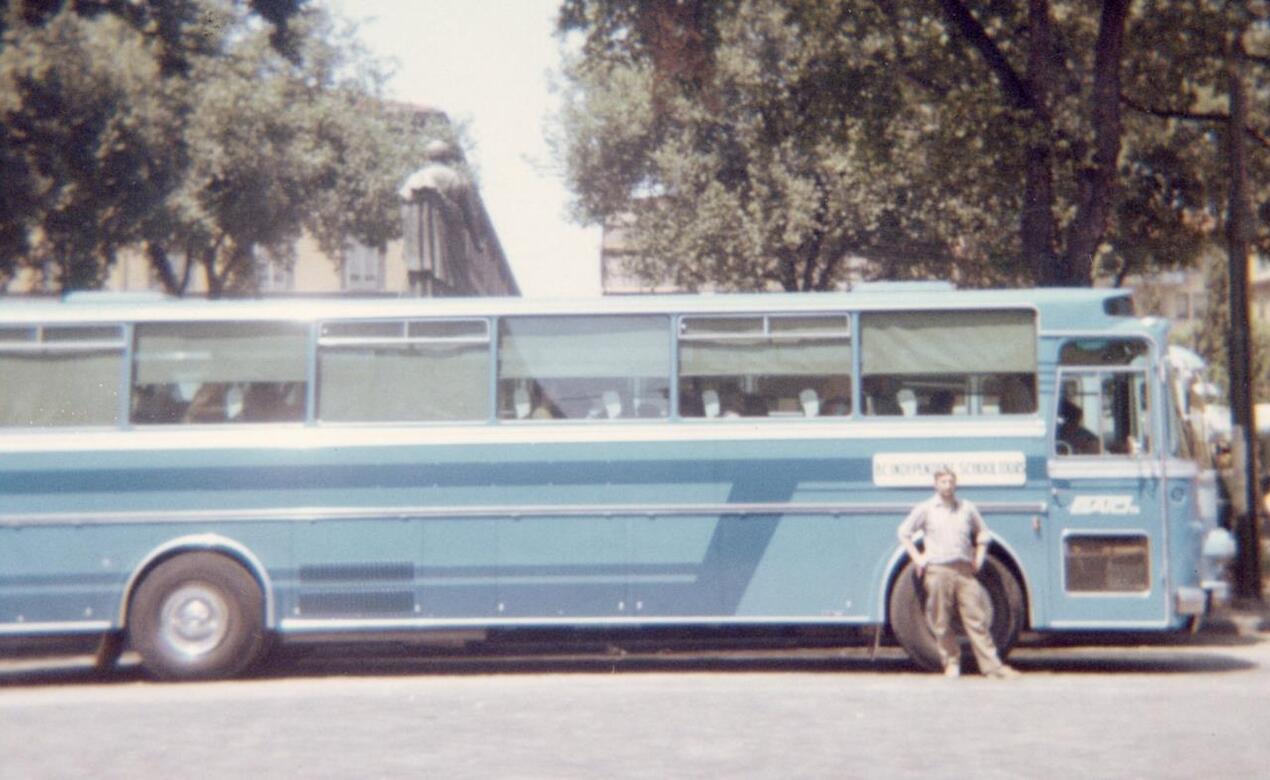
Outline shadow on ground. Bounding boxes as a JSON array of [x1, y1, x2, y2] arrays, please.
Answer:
[[5, 603, 1267, 687], [1, 627, 1260, 687]]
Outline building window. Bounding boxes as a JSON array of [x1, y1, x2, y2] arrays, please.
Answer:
[[343, 242, 385, 292], [256, 252, 294, 293], [1174, 293, 1191, 320]]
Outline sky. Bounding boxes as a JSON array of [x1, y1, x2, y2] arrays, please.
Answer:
[[325, 0, 601, 298]]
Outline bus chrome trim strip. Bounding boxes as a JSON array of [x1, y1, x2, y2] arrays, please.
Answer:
[[1047, 458, 1197, 480], [0, 418, 1049, 452], [1043, 619, 1171, 629], [0, 620, 112, 635], [0, 501, 1049, 528], [279, 615, 875, 633]]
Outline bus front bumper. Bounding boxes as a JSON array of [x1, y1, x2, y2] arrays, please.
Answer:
[[1176, 582, 1231, 616]]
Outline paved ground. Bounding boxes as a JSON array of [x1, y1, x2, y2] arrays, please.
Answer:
[[2, 604, 1269, 779]]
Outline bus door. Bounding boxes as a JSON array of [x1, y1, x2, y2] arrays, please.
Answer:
[[1046, 338, 1168, 628]]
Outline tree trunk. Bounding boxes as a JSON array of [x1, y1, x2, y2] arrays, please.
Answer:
[[1022, 0, 1058, 284], [1224, 35, 1261, 600], [146, 242, 182, 296], [939, 0, 1064, 286], [201, 245, 222, 299], [814, 244, 844, 291], [1057, 0, 1129, 286]]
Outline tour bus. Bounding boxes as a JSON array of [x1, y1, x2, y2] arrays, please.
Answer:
[[0, 286, 1236, 679]]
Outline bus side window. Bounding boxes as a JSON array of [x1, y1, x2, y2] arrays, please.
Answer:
[[988, 374, 1036, 415], [1056, 339, 1152, 457], [497, 315, 670, 421], [132, 322, 308, 425], [241, 382, 304, 422], [317, 319, 490, 423], [859, 310, 1036, 417], [678, 314, 852, 419], [0, 325, 124, 428]]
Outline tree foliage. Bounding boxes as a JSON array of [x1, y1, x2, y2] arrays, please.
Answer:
[[0, 0, 452, 295], [0, 11, 182, 289], [555, 0, 1269, 291], [1169, 251, 1270, 405], [0, 0, 307, 72]]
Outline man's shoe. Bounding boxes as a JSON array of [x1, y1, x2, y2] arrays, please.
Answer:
[[986, 664, 1021, 679], [943, 662, 960, 678]]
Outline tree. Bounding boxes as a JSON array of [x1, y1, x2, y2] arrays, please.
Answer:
[[0, 11, 183, 289], [1169, 251, 1270, 405], [934, 0, 1132, 285], [559, 1, 1022, 291], [0, 0, 307, 72], [136, 7, 447, 297], [556, 0, 1269, 291], [0, 1, 452, 295], [1117, 2, 1270, 277]]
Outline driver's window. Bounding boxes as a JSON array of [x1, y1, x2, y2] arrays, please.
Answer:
[[1055, 339, 1152, 458], [1057, 376, 1102, 455]]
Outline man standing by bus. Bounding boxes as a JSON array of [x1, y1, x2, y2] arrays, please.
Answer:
[[897, 468, 1021, 679]]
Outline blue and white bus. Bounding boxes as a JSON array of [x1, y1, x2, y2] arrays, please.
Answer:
[[0, 286, 1235, 679]]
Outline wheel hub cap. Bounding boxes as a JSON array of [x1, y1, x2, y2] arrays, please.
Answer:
[[160, 584, 229, 658]]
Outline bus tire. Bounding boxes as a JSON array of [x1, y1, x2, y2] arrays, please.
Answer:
[[127, 552, 267, 681], [888, 557, 1025, 672], [888, 562, 943, 671], [979, 556, 1026, 657]]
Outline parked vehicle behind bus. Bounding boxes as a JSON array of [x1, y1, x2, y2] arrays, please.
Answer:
[[0, 287, 1236, 679]]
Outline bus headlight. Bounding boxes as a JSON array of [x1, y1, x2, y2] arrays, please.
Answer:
[[1202, 528, 1237, 561]]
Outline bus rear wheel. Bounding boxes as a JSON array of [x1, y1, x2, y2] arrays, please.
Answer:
[[127, 552, 267, 681], [888, 557, 1024, 672]]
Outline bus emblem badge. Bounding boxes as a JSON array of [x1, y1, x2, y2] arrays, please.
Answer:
[[1070, 495, 1141, 515]]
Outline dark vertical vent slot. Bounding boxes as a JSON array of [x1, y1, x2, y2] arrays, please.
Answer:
[[299, 563, 414, 583]]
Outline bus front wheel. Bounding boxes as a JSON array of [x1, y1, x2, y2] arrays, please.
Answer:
[[888, 557, 1024, 672], [127, 552, 268, 681]]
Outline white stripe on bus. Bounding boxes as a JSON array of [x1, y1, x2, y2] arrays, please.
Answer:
[[0, 418, 1048, 453], [0, 501, 1049, 528]]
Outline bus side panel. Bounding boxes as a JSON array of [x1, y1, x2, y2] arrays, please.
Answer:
[[734, 513, 888, 619], [420, 518, 500, 619], [2, 433, 1048, 636], [0, 525, 125, 629], [495, 515, 628, 618], [286, 519, 422, 623], [628, 514, 721, 616], [0, 522, 291, 631]]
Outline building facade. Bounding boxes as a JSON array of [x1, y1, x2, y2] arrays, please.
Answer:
[[5, 106, 518, 299]]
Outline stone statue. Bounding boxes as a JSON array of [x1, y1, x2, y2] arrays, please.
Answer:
[[399, 140, 483, 296]]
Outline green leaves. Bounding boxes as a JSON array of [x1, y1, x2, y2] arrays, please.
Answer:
[[1, 1, 445, 295], [0, 10, 180, 288], [555, 0, 1268, 291]]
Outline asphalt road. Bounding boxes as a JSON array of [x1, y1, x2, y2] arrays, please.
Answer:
[[3, 615, 1270, 779]]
